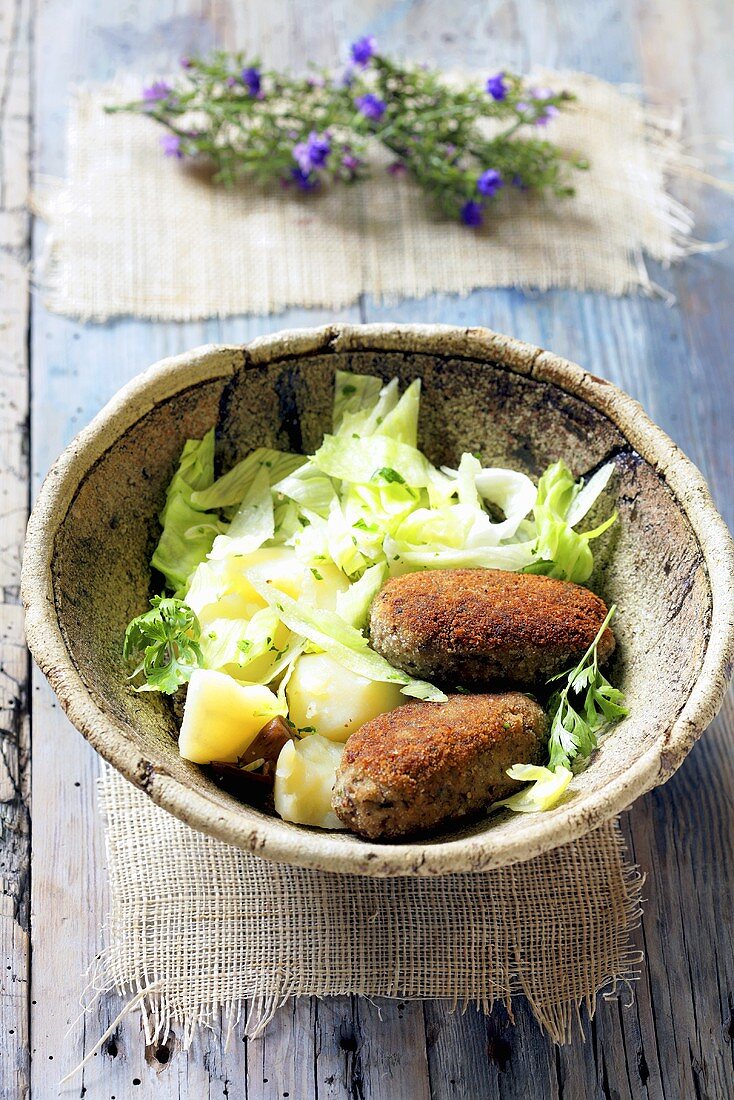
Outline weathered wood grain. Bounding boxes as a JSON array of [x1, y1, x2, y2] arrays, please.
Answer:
[[22, 0, 734, 1097], [0, 0, 31, 1097]]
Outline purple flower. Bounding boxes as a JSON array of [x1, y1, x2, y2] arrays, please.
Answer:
[[477, 168, 503, 197], [226, 76, 237, 87], [460, 200, 483, 227], [180, 57, 193, 69], [511, 173, 528, 191], [530, 87, 559, 126], [350, 35, 377, 66], [535, 104, 559, 126], [341, 67, 356, 87], [342, 154, 361, 171], [485, 72, 507, 101], [290, 167, 318, 191], [242, 66, 262, 97], [387, 161, 406, 176], [161, 133, 183, 158], [143, 81, 172, 103], [355, 93, 386, 121], [292, 130, 331, 172]]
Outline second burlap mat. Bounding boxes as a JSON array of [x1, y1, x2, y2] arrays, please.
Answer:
[[37, 71, 700, 321], [93, 767, 644, 1049]]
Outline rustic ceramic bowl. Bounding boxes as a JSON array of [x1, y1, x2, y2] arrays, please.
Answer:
[[22, 325, 734, 876]]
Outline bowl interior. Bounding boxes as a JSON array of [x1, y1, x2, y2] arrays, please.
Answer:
[[48, 346, 711, 871]]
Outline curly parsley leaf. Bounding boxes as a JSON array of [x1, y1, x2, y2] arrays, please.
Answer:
[[123, 596, 203, 694], [546, 604, 628, 771]]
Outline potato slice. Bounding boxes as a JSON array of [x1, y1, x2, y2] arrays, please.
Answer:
[[188, 547, 349, 627], [274, 735, 346, 829], [285, 653, 405, 742], [178, 668, 286, 764]]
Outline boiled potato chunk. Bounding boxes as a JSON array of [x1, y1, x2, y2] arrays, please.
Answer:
[[178, 669, 286, 764], [187, 547, 349, 627], [274, 735, 346, 829], [285, 653, 405, 742]]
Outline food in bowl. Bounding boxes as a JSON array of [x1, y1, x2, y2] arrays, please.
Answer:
[[123, 369, 627, 839]]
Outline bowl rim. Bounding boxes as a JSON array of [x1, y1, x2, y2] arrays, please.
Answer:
[[22, 323, 734, 876]]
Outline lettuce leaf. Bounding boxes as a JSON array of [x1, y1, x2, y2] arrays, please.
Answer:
[[527, 460, 617, 583], [151, 430, 220, 594], [334, 375, 400, 440], [494, 764, 573, 812], [384, 537, 536, 574], [332, 370, 385, 433], [273, 463, 337, 518], [566, 461, 615, 527], [208, 466, 274, 561], [335, 563, 387, 629], [473, 466, 538, 542], [374, 378, 421, 446], [312, 432, 436, 488], [190, 447, 305, 510], [199, 606, 304, 686]]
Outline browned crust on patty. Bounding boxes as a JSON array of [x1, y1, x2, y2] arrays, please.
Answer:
[[332, 692, 547, 839], [369, 568, 615, 689]]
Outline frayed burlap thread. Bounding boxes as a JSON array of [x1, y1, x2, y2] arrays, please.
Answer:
[[35, 70, 707, 321], [95, 767, 644, 1049]]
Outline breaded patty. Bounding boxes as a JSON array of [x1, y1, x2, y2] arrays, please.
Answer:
[[332, 692, 546, 839], [369, 568, 615, 689]]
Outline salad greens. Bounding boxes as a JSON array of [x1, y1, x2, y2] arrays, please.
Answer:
[[150, 371, 618, 597], [151, 430, 220, 593], [496, 763, 573, 813], [525, 460, 617, 583]]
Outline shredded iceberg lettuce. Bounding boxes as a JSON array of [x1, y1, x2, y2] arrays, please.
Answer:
[[207, 466, 274, 561], [335, 563, 387, 629], [273, 463, 336, 516], [332, 369, 385, 433], [190, 446, 305, 510], [151, 429, 221, 595], [312, 432, 436, 488], [524, 460, 617, 583], [373, 378, 421, 446], [495, 764, 573, 813]]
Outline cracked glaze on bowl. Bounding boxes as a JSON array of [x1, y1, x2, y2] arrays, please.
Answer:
[[22, 325, 734, 876]]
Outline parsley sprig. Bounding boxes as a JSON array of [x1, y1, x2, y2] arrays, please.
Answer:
[[123, 596, 203, 694], [546, 605, 627, 771]]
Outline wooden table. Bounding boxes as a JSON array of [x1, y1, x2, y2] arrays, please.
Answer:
[[2, 0, 733, 1096]]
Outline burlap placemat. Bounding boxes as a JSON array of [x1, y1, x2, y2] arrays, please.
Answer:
[[36, 71, 702, 321], [93, 767, 644, 1049]]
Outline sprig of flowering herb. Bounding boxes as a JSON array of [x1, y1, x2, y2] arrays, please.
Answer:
[[107, 43, 588, 225]]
